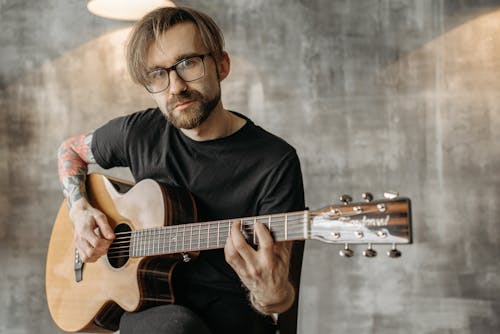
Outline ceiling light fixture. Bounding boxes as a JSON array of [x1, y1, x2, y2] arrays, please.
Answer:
[[87, 0, 176, 21]]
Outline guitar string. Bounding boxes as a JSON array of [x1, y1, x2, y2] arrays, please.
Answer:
[[108, 226, 307, 248], [106, 231, 308, 260], [108, 220, 305, 241], [107, 243, 306, 259], [107, 231, 307, 256], [105, 217, 307, 259], [107, 236, 307, 259], [106, 219, 306, 254], [108, 214, 307, 242], [108, 230, 306, 253], [109, 217, 306, 246], [106, 227, 307, 256]]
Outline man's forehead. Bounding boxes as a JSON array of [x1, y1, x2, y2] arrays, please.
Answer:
[[146, 22, 206, 68]]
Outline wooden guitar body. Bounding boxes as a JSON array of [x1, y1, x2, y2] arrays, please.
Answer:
[[45, 174, 197, 332]]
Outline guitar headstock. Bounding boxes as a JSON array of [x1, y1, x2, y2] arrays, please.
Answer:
[[310, 192, 412, 258]]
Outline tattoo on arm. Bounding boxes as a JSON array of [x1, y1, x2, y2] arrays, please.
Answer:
[[57, 133, 96, 208]]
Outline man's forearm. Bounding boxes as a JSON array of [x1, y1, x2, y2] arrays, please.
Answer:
[[57, 133, 95, 208]]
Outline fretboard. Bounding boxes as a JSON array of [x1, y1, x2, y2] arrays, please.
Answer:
[[128, 210, 309, 257]]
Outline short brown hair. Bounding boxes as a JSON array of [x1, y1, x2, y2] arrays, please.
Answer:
[[126, 6, 225, 86]]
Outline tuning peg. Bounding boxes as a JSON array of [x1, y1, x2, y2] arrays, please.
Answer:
[[339, 243, 354, 257], [362, 192, 373, 202], [363, 243, 377, 258], [383, 191, 399, 199], [387, 244, 402, 258], [339, 194, 353, 205]]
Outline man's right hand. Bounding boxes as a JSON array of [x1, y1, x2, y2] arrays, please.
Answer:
[[57, 133, 115, 262], [69, 198, 115, 263]]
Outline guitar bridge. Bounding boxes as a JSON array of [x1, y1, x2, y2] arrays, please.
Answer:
[[74, 248, 84, 282]]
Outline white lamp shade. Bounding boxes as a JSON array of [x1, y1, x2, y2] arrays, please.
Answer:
[[87, 0, 176, 21]]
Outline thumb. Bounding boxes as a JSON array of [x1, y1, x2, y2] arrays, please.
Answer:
[[94, 211, 115, 240]]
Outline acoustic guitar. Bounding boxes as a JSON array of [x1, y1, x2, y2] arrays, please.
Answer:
[[46, 173, 412, 332]]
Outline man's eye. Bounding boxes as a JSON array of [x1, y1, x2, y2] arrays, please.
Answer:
[[179, 58, 196, 69], [148, 69, 167, 80]]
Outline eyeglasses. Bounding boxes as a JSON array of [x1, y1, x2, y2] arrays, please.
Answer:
[[145, 53, 211, 93]]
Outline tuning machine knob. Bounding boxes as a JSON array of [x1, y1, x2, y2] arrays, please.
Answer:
[[339, 243, 354, 257], [339, 194, 353, 205], [387, 243, 402, 258], [362, 192, 373, 202], [383, 191, 399, 199], [363, 243, 377, 258]]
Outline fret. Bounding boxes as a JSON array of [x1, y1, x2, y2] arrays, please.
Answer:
[[135, 230, 139, 257], [209, 223, 213, 248], [154, 228, 158, 255], [217, 222, 220, 247], [134, 231, 137, 256], [150, 229, 154, 255], [168, 226, 171, 254], [198, 224, 201, 250], [156, 228, 160, 254], [134, 231, 138, 257], [222, 221, 228, 243], [207, 223, 210, 249], [149, 229, 153, 255], [140, 229, 144, 256], [158, 228, 162, 254], [213, 223, 216, 248], [182, 225, 186, 253], [175, 225, 179, 253], [135, 231, 138, 256], [162, 227, 166, 254], [190, 225, 193, 251]]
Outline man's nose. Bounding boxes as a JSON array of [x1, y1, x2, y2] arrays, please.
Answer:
[[168, 70, 187, 95]]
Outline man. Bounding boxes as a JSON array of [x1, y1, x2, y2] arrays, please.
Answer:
[[57, 6, 304, 334]]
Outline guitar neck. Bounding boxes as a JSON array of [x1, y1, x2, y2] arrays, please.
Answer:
[[128, 211, 309, 257]]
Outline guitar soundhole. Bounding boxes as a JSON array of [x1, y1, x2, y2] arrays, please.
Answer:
[[107, 223, 132, 269]]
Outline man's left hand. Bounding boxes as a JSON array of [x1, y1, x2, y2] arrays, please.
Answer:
[[224, 221, 295, 314]]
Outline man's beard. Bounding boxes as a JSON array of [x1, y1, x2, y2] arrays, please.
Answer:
[[164, 89, 220, 129]]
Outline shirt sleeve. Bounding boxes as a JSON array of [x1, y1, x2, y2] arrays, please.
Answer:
[[91, 115, 132, 169], [258, 149, 306, 215]]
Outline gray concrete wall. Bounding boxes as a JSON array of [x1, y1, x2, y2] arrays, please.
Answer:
[[1, 0, 499, 333]]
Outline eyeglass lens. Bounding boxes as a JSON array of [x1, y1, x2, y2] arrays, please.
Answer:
[[146, 56, 206, 93]]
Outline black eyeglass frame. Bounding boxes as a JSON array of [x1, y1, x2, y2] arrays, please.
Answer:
[[145, 53, 212, 94]]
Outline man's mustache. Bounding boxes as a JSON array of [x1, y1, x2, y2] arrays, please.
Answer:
[[168, 90, 203, 106]]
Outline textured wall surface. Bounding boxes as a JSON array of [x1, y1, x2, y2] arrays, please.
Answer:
[[1, 0, 499, 333]]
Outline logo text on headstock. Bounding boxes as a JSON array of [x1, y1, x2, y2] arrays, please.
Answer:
[[339, 215, 390, 227]]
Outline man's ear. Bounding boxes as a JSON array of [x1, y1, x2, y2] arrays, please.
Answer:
[[217, 51, 231, 81]]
